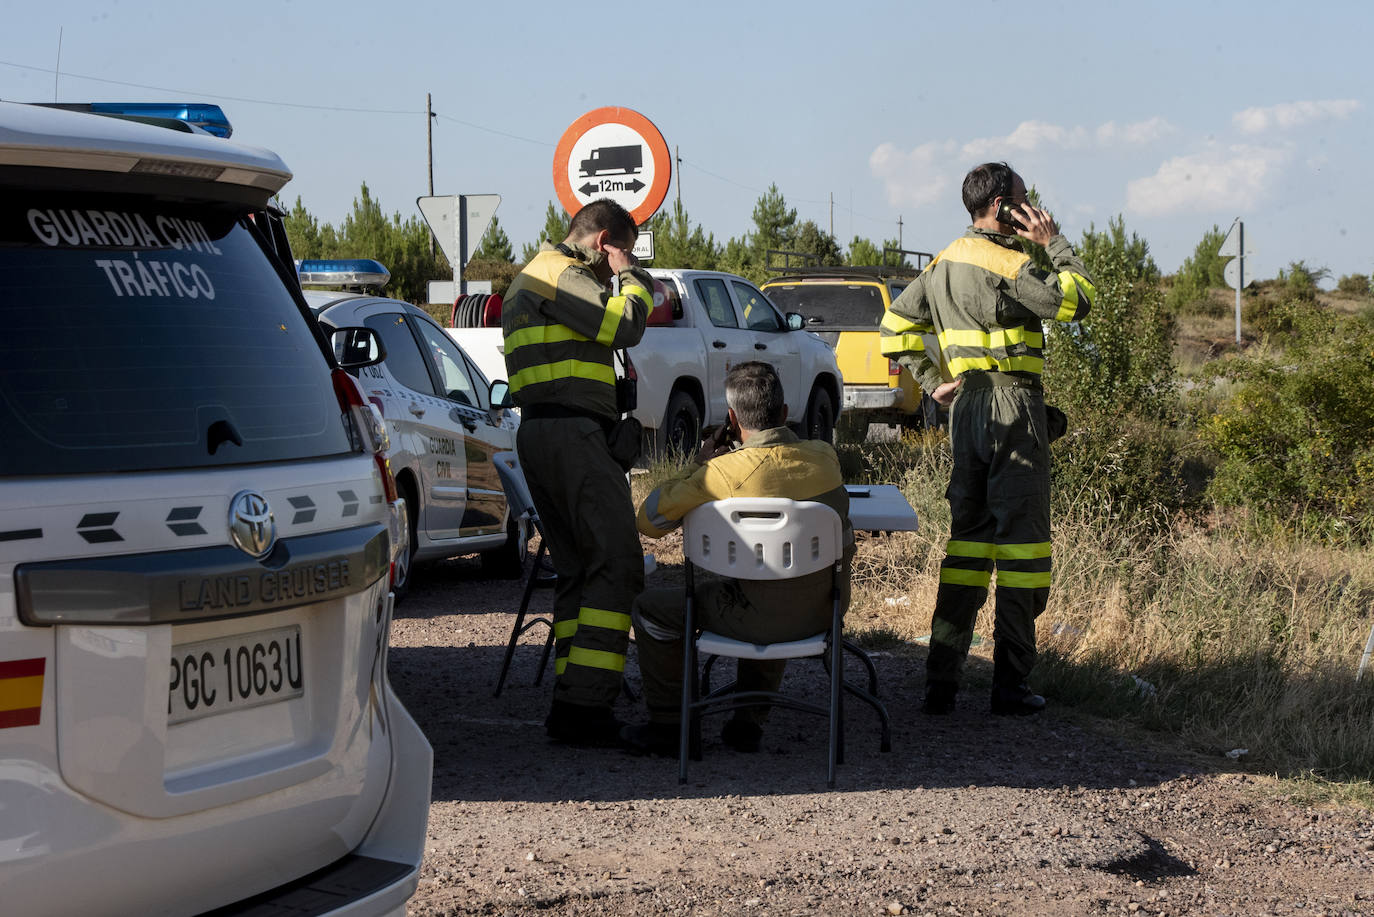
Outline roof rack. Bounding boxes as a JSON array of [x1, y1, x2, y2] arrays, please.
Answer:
[[764, 247, 932, 281]]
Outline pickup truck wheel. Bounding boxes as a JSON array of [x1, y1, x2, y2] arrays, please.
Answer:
[[805, 385, 836, 444], [659, 390, 701, 457], [480, 514, 527, 580]]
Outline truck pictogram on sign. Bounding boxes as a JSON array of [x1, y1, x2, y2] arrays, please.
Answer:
[[579, 145, 642, 177]]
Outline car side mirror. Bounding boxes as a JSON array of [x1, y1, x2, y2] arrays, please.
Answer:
[[488, 380, 514, 411], [785, 312, 805, 332], [331, 327, 386, 369]]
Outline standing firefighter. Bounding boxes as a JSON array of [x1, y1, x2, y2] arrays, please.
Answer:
[[503, 199, 653, 745], [879, 162, 1094, 716]]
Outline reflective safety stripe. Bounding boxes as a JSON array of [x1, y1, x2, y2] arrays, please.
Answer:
[[997, 570, 1053, 589], [566, 646, 627, 673], [940, 567, 992, 587], [879, 332, 925, 356], [622, 283, 653, 311], [578, 606, 632, 632], [947, 354, 1044, 375], [995, 541, 1052, 560], [554, 619, 579, 639], [506, 322, 590, 353], [596, 297, 629, 346], [555, 656, 567, 675], [508, 358, 616, 393], [946, 539, 995, 559], [940, 327, 1044, 351], [879, 310, 929, 335], [1056, 271, 1096, 322]]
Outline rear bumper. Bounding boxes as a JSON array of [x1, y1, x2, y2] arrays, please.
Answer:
[[842, 384, 906, 411]]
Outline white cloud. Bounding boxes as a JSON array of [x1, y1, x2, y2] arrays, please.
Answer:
[[1232, 99, 1360, 133], [869, 140, 956, 208], [1096, 117, 1176, 146], [961, 121, 1089, 158], [1126, 146, 1291, 216]]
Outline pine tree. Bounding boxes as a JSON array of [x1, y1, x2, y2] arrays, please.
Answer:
[[473, 216, 514, 263]]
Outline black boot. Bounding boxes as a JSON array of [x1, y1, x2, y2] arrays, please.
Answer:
[[545, 700, 624, 747], [990, 682, 1046, 716], [921, 680, 957, 715], [619, 721, 681, 757], [721, 717, 762, 753]]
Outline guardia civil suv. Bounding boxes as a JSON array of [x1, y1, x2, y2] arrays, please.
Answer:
[[0, 101, 431, 915]]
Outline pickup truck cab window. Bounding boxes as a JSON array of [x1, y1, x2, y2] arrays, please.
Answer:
[[694, 277, 739, 328]]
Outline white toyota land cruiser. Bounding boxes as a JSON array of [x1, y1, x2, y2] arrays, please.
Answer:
[[0, 101, 431, 916]]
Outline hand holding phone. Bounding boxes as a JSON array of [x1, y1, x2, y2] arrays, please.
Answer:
[[997, 200, 1027, 231]]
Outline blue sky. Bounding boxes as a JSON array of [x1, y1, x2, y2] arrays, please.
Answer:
[[5, 0, 1370, 283]]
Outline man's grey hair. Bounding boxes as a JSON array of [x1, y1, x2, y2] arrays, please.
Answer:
[[725, 361, 785, 430]]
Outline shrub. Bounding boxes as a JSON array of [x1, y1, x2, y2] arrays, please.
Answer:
[[1336, 273, 1373, 297]]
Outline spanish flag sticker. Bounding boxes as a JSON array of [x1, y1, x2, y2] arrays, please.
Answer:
[[0, 657, 45, 729]]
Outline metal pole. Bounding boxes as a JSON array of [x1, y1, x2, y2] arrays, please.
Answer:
[[829, 192, 833, 241], [675, 145, 681, 210], [54, 28, 62, 101], [426, 94, 435, 259], [1234, 221, 1243, 345], [898, 215, 903, 250]]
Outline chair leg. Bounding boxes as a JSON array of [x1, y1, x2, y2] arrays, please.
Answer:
[[679, 580, 695, 785], [843, 639, 881, 696], [827, 627, 841, 789], [842, 681, 893, 753], [494, 541, 551, 697]]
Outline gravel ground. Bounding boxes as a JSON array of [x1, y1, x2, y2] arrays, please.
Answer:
[[389, 541, 1374, 917]]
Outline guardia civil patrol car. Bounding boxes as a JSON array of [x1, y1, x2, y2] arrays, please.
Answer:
[[0, 101, 431, 915]]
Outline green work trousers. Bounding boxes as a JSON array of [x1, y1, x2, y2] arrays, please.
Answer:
[[927, 377, 1052, 690], [631, 572, 834, 725], [517, 417, 644, 709]]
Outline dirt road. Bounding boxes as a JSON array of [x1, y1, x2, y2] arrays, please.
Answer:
[[389, 549, 1374, 916]]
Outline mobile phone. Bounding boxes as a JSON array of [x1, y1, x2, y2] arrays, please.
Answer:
[[997, 200, 1027, 231]]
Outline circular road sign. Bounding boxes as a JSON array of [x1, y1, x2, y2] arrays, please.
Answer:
[[553, 107, 671, 225]]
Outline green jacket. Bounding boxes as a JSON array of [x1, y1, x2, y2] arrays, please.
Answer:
[[502, 240, 653, 419], [879, 228, 1095, 393], [637, 426, 853, 615]]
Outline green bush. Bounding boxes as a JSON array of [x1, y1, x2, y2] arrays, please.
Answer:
[[1165, 224, 1228, 313], [1202, 303, 1374, 535], [1337, 273, 1373, 297]]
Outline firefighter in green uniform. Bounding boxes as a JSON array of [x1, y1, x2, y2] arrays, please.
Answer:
[[502, 199, 653, 745], [879, 162, 1095, 716]]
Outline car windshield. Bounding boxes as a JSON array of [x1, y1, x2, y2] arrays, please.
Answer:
[[764, 282, 886, 330], [0, 191, 351, 475]]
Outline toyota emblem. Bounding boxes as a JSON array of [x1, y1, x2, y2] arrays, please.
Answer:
[[228, 490, 276, 559]]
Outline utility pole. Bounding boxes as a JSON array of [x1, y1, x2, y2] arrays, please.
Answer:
[[675, 145, 681, 211], [426, 93, 435, 258], [54, 28, 62, 101], [898, 215, 903, 250], [829, 192, 834, 241]]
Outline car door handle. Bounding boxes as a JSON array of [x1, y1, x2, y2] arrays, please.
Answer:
[[754, 342, 767, 350], [408, 403, 426, 418], [712, 340, 727, 349]]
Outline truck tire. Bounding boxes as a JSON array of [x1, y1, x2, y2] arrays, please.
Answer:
[[658, 389, 701, 457], [392, 476, 420, 604], [804, 385, 836, 444]]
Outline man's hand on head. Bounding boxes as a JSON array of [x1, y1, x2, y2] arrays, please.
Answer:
[[605, 243, 637, 274]]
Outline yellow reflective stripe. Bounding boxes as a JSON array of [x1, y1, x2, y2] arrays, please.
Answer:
[[596, 297, 628, 346], [997, 570, 1053, 589], [996, 542, 1052, 560], [578, 607, 632, 632], [621, 283, 653, 310], [554, 619, 579, 639], [508, 359, 616, 393], [506, 323, 589, 354], [566, 646, 626, 673], [946, 540, 995, 559], [940, 568, 991, 587], [947, 354, 1044, 376], [879, 333, 925, 356], [1056, 272, 1096, 322], [939, 327, 1044, 350], [880, 310, 927, 334], [555, 656, 567, 675]]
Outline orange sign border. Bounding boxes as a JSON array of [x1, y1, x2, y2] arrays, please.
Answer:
[[553, 107, 671, 225]]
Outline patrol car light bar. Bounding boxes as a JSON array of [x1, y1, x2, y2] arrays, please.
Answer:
[[297, 259, 391, 291], [38, 102, 234, 138]]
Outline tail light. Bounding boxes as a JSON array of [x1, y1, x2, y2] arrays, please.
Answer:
[[333, 370, 408, 583], [889, 359, 902, 377]]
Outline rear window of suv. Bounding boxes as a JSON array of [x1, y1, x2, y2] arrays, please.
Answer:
[[763, 282, 886, 330], [0, 191, 351, 476]]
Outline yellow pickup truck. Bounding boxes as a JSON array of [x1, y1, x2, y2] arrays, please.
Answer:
[[762, 249, 943, 436]]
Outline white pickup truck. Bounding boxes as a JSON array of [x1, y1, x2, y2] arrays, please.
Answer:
[[446, 268, 844, 452]]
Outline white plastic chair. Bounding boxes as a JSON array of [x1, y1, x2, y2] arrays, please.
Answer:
[[492, 451, 555, 696], [677, 498, 889, 788]]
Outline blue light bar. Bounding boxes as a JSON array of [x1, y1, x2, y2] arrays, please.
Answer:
[[297, 259, 391, 291], [81, 103, 234, 138]]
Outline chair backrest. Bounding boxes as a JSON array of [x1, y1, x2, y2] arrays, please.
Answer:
[[492, 450, 537, 522], [682, 498, 842, 581]]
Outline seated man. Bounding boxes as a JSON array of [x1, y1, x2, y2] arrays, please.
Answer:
[[622, 361, 853, 755]]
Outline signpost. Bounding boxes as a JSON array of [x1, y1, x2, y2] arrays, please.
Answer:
[[417, 193, 501, 299], [552, 107, 671, 228], [1218, 219, 1255, 345]]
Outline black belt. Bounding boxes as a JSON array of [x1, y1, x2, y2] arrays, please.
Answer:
[[958, 369, 1042, 391], [521, 403, 614, 432]]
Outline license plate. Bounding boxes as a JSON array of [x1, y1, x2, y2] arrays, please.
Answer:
[[169, 625, 304, 725]]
